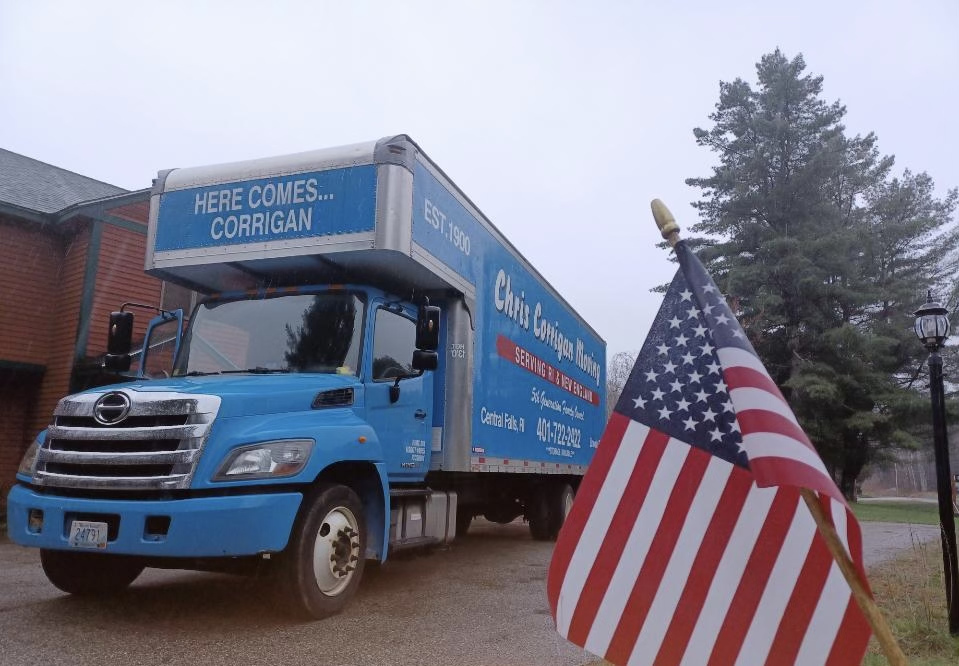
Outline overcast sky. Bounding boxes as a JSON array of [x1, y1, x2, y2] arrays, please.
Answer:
[[2, 1, 956, 359]]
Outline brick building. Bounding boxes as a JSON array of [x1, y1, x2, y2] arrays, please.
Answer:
[[0, 149, 169, 505]]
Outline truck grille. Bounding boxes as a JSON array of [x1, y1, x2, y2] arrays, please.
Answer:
[[34, 390, 221, 491]]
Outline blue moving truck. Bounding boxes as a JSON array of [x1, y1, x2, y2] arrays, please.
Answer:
[[7, 135, 606, 619]]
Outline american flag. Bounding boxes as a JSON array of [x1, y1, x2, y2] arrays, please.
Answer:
[[547, 242, 871, 666]]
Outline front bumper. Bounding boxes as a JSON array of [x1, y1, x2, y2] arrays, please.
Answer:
[[6, 484, 303, 557]]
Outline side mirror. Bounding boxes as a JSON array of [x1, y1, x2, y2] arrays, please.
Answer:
[[108, 311, 134, 355], [105, 311, 134, 372], [416, 305, 440, 351], [412, 349, 438, 371]]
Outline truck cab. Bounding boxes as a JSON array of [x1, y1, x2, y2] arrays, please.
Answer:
[[11, 284, 445, 617]]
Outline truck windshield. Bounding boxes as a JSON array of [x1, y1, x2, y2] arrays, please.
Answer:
[[172, 292, 365, 376]]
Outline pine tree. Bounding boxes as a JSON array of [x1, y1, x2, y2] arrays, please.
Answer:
[[688, 50, 958, 498]]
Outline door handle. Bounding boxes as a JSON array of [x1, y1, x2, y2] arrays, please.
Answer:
[[414, 409, 427, 420]]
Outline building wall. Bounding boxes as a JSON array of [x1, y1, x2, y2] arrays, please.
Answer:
[[28, 224, 91, 443], [0, 202, 161, 506], [0, 216, 60, 365], [106, 200, 149, 225], [0, 373, 43, 492], [0, 216, 63, 497], [86, 221, 159, 359]]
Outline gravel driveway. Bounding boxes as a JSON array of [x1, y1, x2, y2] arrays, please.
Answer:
[[861, 520, 941, 568], [0, 519, 944, 666]]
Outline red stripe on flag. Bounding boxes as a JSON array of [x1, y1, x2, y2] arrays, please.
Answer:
[[736, 409, 815, 450], [765, 523, 833, 664], [826, 598, 873, 666], [566, 428, 671, 646], [652, 466, 755, 666], [604, 447, 712, 665], [707, 488, 799, 665], [849, 526, 863, 567], [723, 365, 786, 401], [547, 412, 630, 616], [750, 457, 845, 499]]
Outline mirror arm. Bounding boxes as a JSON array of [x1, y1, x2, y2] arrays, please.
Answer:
[[119, 302, 175, 318]]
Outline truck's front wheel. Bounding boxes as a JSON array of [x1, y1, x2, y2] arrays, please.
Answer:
[[40, 549, 144, 595], [279, 483, 366, 620]]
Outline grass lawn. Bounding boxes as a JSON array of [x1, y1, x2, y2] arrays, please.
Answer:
[[849, 498, 959, 664], [851, 499, 955, 526], [864, 536, 959, 665]]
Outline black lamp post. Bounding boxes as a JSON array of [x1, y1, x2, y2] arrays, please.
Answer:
[[914, 291, 959, 635]]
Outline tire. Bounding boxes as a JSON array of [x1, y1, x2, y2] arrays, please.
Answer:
[[551, 483, 575, 536], [278, 483, 366, 620], [455, 506, 473, 536], [483, 503, 521, 525], [528, 483, 574, 541], [528, 491, 551, 541], [40, 549, 144, 596]]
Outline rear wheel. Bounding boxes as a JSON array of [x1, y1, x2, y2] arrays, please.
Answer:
[[553, 483, 575, 535], [528, 483, 574, 541], [40, 549, 144, 595], [278, 483, 366, 620], [455, 506, 473, 536], [483, 502, 522, 525]]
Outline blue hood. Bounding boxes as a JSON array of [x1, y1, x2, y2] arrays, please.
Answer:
[[89, 374, 360, 419]]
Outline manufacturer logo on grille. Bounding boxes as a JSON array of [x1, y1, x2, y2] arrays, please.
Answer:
[[93, 392, 132, 425]]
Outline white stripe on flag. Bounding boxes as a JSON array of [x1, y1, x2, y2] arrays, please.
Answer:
[[679, 484, 777, 666], [583, 437, 691, 657], [628, 457, 734, 664], [717, 346, 769, 376], [830, 498, 850, 552], [727, 386, 798, 425], [736, 504, 818, 665], [740, 432, 830, 476], [556, 422, 648, 635]]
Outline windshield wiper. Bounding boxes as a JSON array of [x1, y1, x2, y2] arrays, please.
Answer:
[[219, 367, 292, 374], [180, 370, 221, 377]]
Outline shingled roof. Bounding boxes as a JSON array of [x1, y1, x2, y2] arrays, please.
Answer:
[[0, 148, 127, 217]]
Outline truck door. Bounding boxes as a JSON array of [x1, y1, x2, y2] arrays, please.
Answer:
[[364, 304, 433, 480]]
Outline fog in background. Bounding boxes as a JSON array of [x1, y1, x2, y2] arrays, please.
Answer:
[[2, 1, 956, 358]]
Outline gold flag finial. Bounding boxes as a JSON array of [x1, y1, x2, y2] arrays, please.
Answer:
[[651, 199, 680, 247]]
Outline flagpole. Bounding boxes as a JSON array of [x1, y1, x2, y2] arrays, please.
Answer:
[[650, 199, 909, 666]]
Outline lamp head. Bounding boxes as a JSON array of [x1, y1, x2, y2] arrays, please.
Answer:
[[914, 291, 951, 351]]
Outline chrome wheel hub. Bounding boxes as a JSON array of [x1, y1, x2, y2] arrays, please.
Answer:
[[311, 506, 360, 596]]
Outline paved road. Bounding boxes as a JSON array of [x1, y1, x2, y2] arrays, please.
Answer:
[[0, 520, 942, 666]]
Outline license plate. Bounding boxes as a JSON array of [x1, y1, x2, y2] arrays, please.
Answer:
[[68, 520, 108, 549]]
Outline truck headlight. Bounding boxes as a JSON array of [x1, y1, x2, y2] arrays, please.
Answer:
[[214, 439, 314, 480], [17, 437, 41, 477]]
